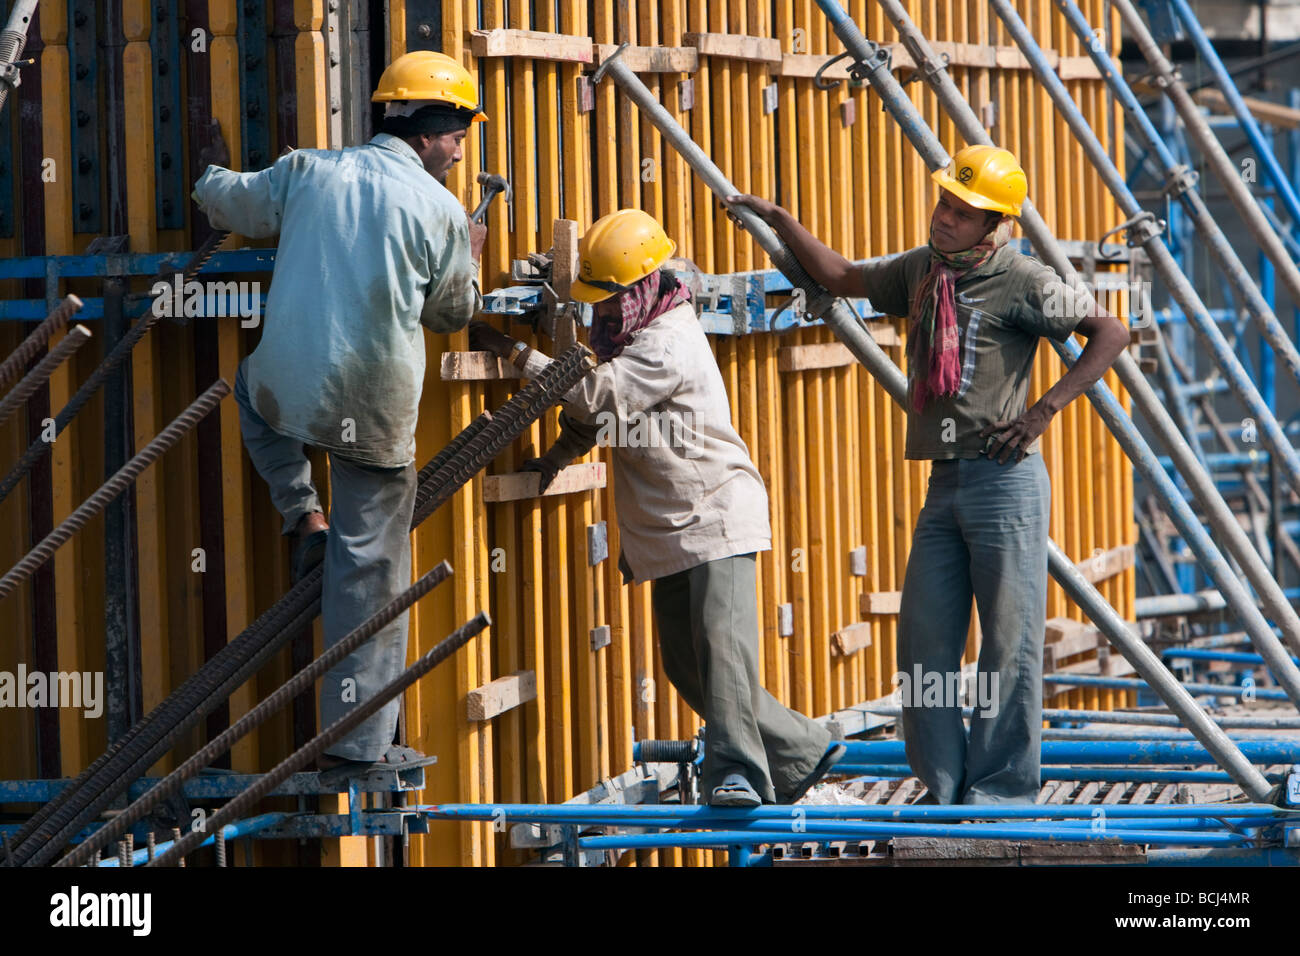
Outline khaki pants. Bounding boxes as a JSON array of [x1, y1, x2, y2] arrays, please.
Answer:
[[651, 553, 831, 801]]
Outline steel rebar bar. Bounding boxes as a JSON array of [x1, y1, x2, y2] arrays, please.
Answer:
[[0, 324, 92, 430], [0, 294, 82, 393]]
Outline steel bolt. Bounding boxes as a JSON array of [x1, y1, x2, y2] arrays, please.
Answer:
[[418, 23, 433, 39], [76, 110, 90, 127], [78, 156, 92, 173], [160, 152, 171, 169]]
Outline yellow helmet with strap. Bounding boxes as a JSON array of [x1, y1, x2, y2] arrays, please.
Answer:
[[372, 51, 487, 123], [931, 145, 1026, 217], [571, 209, 677, 304]]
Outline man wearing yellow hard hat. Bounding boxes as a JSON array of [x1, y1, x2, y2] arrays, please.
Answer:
[[191, 51, 488, 775], [471, 209, 845, 807], [729, 146, 1129, 804]]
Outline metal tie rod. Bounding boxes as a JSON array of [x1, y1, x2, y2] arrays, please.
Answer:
[[56, 561, 454, 868], [0, 230, 230, 508], [987, 0, 1300, 506], [863, 0, 1300, 693], [0, 324, 92, 430], [4, 346, 593, 867], [1052, 0, 1300, 390], [149, 612, 491, 867], [0, 294, 82, 393], [599, 10, 1270, 800], [0, 378, 230, 603], [1115, 0, 1300, 314]]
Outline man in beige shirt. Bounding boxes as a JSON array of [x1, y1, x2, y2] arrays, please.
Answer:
[[472, 209, 844, 806]]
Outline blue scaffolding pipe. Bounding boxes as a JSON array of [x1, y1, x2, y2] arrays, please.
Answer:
[[1142, 847, 1300, 866], [575, 826, 1250, 851], [835, 739, 1300, 764], [1163, 0, 1300, 227], [865, 704, 1300, 729], [1164, 648, 1300, 667], [94, 813, 286, 867], [1043, 673, 1291, 700], [422, 802, 1290, 823], [832, 765, 1289, 784]]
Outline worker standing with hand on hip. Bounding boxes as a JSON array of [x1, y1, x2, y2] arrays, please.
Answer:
[[191, 51, 487, 774], [728, 146, 1129, 804], [471, 209, 845, 807]]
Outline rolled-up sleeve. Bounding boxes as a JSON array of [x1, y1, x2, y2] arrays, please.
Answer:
[[420, 215, 479, 333], [193, 162, 288, 237]]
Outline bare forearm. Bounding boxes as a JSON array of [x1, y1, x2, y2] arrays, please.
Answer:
[[1035, 318, 1129, 416], [766, 208, 863, 297]]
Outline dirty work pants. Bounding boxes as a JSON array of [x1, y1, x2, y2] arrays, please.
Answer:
[[235, 359, 416, 762], [651, 553, 832, 802], [898, 454, 1051, 804]]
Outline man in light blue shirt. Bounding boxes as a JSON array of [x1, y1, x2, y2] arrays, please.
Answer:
[[193, 51, 486, 770]]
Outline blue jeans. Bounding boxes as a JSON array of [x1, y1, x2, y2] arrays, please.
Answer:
[[898, 454, 1051, 804], [235, 359, 416, 761]]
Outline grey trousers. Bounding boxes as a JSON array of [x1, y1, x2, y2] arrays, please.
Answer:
[[898, 454, 1051, 804], [235, 359, 416, 762], [651, 553, 832, 802]]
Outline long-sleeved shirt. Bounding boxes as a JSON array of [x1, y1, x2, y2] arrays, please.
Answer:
[[521, 303, 772, 583], [193, 133, 479, 467]]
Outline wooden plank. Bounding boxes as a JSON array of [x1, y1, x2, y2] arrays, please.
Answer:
[[859, 590, 902, 615], [775, 52, 853, 79], [1195, 88, 1300, 130], [594, 42, 698, 73], [469, 28, 593, 63], [831, 621, 872, 657], [1057, 55, 1101, 81], [482, 462, 606, 502], [684, 31, 781, 63], [467, 670, 538, 721], [439, 351, 522, 381], [1075, 544, 1135, 584], [778, 329, 898, 371], [1044, 617, 1105, 659]]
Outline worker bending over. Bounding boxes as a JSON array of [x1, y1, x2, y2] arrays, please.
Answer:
[[471, 209, 844, 806], [192, 52, 486, 772], [729, 147, 1129, 803]]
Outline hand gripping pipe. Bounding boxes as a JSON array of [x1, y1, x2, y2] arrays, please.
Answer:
[[990, 1, 1300, 504], [0, 229, 230, 508], [1054, 0, 1300, 390], [149, 612, 491, 867], [4, 345, 594, 867], [0, 294, 82, 393], [56, 561, 454, 868], [0, 324, 92, 429], [1116, 0, 1300, 314], [596, 37, 1274, 800], [867, 0, 1300, 691], [0, 378, 230, 602]]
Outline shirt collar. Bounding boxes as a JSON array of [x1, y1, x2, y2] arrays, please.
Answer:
[[369, 132, 425, 167], [959, 242, 1014, 283]]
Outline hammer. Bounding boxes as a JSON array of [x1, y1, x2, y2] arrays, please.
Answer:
[[470, 171, 511, 224]]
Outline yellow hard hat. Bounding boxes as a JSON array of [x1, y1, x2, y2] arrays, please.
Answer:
[[571, 209, 677, 303], [931, 145, 1026, 217], [372, 51, 487, 123]]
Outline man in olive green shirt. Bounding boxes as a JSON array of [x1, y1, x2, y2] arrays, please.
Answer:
[[728, 146, 1128, 803]]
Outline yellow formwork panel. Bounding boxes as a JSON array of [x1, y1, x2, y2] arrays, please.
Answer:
[[0, 0, 1137, 866]]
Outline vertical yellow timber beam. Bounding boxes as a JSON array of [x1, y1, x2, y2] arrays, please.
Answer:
[[775, 0, 810, 715], [591, 0, 635, 804], [449, 0, 492, 867], [477, 0, 522, 864], [560, 0, 604, 791], [533, 0, 573, 805], [122, 0, 171, 761], [37, 0, 89, 777]]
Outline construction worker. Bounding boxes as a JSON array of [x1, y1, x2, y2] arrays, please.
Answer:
[[728, 146, 1130, 803], [469, 209, 845, 806], [191, 51, 487, 774]]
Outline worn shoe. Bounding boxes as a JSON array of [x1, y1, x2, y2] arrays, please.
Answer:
[[711, 773, 762, 808], [786, 743, 847, 804], [317, 745, 435, 789]]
